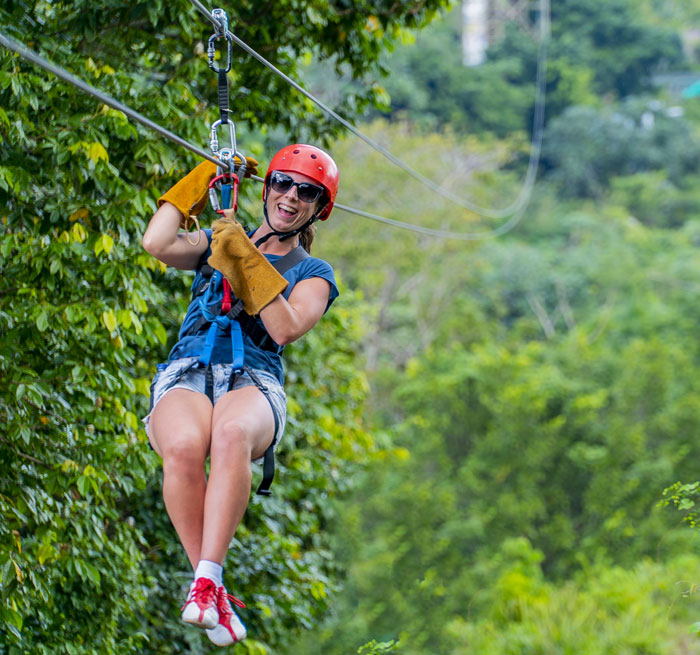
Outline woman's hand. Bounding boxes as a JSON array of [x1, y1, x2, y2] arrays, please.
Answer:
[[208, 214, 288, 315], [158, 160, 217, 228], [142, 160, 220, 268]]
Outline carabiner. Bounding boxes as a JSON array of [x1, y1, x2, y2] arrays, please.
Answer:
[[210, 119, 237, 160], [232, 149, 247, 179], [208, 172, 239, 215], [208, 9, 232, 74]]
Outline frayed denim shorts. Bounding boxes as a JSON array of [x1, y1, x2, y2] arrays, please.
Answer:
[[143, 356, 287, 451]]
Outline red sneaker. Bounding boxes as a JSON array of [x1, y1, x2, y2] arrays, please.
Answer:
[[181, 577, 219, 629], [206, 586, 247, 646]]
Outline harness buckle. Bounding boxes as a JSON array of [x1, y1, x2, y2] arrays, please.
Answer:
[[225, 299, 245, 321]]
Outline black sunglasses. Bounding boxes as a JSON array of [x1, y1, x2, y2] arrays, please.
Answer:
[[269, 171, 325, 204]]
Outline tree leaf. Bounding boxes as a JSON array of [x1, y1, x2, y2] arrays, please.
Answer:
[[102, 309, 117, 333]]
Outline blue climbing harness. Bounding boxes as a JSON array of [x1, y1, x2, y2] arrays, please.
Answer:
[[196, 270, 245, 371]]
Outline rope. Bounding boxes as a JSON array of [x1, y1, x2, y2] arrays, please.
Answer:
[[189, 0, 550, 223]]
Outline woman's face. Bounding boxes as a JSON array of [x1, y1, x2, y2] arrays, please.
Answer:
[[265, 170, 324, 233]]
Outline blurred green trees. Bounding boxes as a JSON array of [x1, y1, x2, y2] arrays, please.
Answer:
[[541, 99, 700, 201], [369, 0, 683, 134], [296, 111, 700, 652], [4, 1, 700, 653]]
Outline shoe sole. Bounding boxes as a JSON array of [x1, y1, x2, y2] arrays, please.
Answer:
[[181, 604, 219, 630], [206, 623, 247, 647]]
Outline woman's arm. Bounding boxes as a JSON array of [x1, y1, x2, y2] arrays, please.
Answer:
[[142, 202, 209, 269], [258, 277, 331, 346]]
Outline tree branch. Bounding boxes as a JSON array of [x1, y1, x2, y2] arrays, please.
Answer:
[[527, 292, 555, 339]]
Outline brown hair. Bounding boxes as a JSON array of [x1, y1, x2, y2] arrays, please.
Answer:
[[299, 223, 316, 253]]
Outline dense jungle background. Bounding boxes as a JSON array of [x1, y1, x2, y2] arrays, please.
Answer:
[[3, 0, 700, 653]]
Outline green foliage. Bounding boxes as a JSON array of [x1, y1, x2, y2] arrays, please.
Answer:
[[358, 0, 684, 137], [637, 0, 700, 33], [443, 543, 700, 655], [661, 482, 700, 528], [289, 121, 700, 655], [374, 11, 534, 136], [357, 640, 401, 655], [541, 99, 700, 200], [608, 172, 700, 229], [547, 0, 683, 98]]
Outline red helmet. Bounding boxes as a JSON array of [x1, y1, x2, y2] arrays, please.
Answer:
[[262, 144, 339, 220]]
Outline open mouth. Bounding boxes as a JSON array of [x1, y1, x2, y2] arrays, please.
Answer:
[[277, 203, 298, 218]]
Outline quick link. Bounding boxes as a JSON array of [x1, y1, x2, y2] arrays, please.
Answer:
[[209, 119, 237, 157]]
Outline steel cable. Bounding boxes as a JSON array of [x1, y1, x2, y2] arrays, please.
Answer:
[[1, 0, 550, 241], [189, 0, 550, 224], [0, 30, 229, 171]]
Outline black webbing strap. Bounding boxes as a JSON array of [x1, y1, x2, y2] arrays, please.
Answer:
[[218, 68, 229, 125], [225, 366, 278, 497], [257, 446, 275, 496], [272, 245, 310, 274], [187, 247, 311, 348], [193, 247, 308, 300], [236, 245, 311, 350], [249, 248, 308, 497], [204, 364, 215, 403], [183, 246, 310, 330]]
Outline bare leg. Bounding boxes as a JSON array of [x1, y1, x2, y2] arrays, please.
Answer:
[[149, 389, 213, 568], [199, 386, 275, 565]]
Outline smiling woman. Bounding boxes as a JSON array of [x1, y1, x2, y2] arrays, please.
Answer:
[[255, 144, 339, 251], [140, 144, 340, 647]]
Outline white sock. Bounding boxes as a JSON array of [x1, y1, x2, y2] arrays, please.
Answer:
[[194, 560, 223, 588]]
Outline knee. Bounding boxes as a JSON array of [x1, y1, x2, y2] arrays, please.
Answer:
[[161, 435, 207, 475], [211, 420, 252, 460]]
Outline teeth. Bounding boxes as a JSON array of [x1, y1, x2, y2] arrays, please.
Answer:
[[279, 203, 297, 214]]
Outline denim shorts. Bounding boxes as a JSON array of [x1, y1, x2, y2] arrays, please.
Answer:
[[143, 356, 287, 451]]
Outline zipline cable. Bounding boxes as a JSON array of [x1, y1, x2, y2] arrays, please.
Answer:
[[189, 0, 550, 223], [248, 174, 524, 241], [0, 29, 478, 239], [0, 30, 229, 171], [0, 20, 544, 241]]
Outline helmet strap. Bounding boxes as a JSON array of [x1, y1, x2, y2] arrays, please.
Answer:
[[255, 203, 319, 248]]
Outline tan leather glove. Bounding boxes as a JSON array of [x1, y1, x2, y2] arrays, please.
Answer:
[[158, 160, 217, 230], [234, 154, 259, 178], [208, 212, 288, 315]]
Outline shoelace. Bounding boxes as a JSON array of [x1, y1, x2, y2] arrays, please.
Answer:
[[218, 588, 246, 613], [181, 578, 217, 611]]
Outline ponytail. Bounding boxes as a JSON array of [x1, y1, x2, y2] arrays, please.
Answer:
[[299, 223, 316, 253]]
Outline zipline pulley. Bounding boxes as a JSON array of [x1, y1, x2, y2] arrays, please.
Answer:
[[207, 7, 233, 129], [207, 9, 232, 74]]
